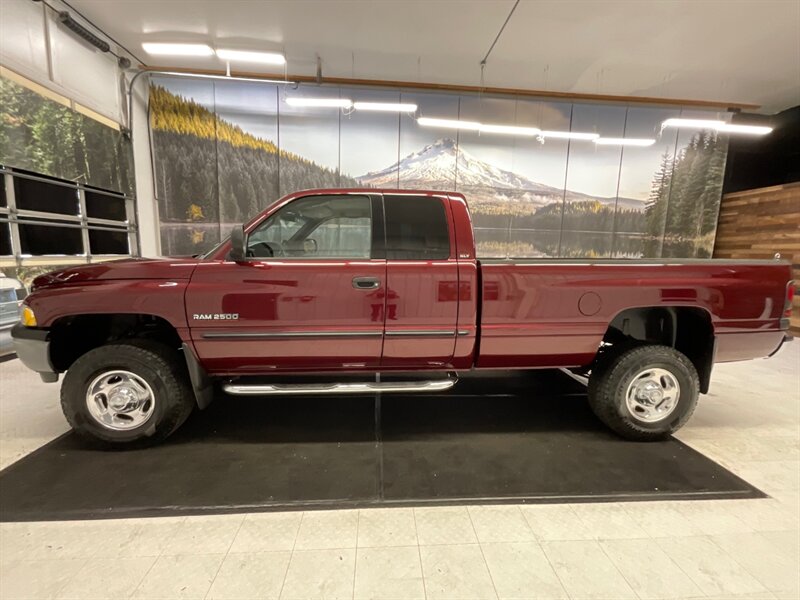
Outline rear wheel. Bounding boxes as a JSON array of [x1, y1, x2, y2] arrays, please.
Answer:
[[588, 345, 699, 441], [61, 341, 195, 447]]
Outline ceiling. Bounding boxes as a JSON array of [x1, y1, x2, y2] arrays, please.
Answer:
[[68, 0, 800, 113]]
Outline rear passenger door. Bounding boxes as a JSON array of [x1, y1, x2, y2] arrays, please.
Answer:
[[381, 194, 460, 368]]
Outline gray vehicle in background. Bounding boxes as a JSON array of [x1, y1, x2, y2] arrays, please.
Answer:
[[0, 277, 27, 356]]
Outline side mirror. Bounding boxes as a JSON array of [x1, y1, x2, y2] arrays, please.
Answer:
[[229, 225, 247, 262]]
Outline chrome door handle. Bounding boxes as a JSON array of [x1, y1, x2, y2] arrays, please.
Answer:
[[352, 276, 381, 290]]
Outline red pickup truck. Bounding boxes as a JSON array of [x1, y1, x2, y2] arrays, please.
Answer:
[[12, 189, 794, 446]]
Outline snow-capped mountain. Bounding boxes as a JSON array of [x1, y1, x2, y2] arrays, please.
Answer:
[[357, 138, 645, 210]]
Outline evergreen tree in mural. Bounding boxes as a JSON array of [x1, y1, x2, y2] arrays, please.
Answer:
[[0, 77, 132, 193], [644, 131, 727, 257], [149, 85, 359, 230]]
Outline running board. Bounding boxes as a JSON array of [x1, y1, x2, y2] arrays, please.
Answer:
[[223, 378, 457, 396]]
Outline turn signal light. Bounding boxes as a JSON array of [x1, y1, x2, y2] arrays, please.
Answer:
[[21, 306, 37, 327]]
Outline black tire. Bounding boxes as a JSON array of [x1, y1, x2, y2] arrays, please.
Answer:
[[588, 344, 699, 441], [61, 340, 195, 447]]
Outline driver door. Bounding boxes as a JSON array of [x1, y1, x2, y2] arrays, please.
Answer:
[[186, 193, 386, 373]]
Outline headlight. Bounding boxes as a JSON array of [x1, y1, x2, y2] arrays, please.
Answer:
[[21, 306, 37, 327]]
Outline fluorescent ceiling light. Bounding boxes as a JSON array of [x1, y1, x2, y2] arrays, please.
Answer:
[[216, 49, 286, 65], [285, 97, 353, 108], [142, 42, 214, 56], [353, 102, 417, 112], [718, 123, 773, 135], [661, 117, 772, 136], [595, 137, 656, 146], [479, 123, 541, 136], [539, 130, 599, 141], [661, 118, 726, 130], [417, 117, 481, 130]]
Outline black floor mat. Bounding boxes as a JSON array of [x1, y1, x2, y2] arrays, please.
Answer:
[[0, 370, 763, 521]]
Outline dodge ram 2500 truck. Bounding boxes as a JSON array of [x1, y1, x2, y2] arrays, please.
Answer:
[[12, 189, 794, 446]]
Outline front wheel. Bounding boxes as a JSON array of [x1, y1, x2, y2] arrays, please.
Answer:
[[60, 341, 195, 447], [588, 345, 699, 441]]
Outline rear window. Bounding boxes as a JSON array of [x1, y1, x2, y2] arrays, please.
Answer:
[[383, 195, 450, 260]]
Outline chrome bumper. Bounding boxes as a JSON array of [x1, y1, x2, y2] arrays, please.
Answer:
[[10, 323, 58, 382]]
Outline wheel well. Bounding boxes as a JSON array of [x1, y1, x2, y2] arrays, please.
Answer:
[[49, 314, 183, 372], [601, 307, 715, 393]]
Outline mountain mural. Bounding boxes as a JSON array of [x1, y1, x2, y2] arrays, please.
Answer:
[[357, 138, 645, 211]]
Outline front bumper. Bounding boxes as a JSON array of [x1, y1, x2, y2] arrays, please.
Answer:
[[11, 323, 58, 382]]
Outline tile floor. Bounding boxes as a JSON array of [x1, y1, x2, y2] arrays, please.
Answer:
[[0, 343, 797, 599]]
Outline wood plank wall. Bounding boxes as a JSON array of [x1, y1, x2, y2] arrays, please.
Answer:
[[714, 181, 800, 333]]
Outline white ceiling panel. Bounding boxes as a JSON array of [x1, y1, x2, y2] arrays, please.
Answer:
[[67, 0, 800, 113]]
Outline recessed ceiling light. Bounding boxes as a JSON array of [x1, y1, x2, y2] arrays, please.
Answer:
[[216, 49, 286, 65], [595, 137, 656, 146], [353, 102, 418, 112], [539, 130, 600, 141], [479, 124, 541, 136], [417, 117, 481, 130], [285, 97, 353, 108], [142, 42, 214, 56]]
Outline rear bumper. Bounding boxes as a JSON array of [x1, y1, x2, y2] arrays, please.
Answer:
[[10, 323, 58, 382]]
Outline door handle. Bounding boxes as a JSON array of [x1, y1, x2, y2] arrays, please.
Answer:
[[352, 276, 381, 290]]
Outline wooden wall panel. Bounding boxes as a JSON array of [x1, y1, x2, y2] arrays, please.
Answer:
[[714, 182, 800, 333]]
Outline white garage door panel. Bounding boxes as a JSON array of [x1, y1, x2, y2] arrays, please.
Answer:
[[0, 0, 49, 78]]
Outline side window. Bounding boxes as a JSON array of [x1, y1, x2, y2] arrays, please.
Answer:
[[247, 195, 372, 259], [384, 195, 451, 260]]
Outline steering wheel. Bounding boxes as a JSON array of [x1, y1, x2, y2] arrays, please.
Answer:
[[247, 241, 285, 258]]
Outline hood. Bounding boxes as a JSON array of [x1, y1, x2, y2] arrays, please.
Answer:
[[31, 257, 200, 289]]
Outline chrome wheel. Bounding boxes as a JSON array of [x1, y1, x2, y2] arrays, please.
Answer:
[[625, 367, 680, 423], [85, 370, 155, 431]]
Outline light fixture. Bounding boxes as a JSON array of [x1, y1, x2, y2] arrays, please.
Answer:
[[718, 123, 773, 135], [285, 97, 353, 108], [353, 102, 418, 112], [417, 117, 481, 130], [142, 42, 214, 56], [539, 130, 600, 141], [595, 137, 656, 146], [479, 124, 541, 136], [661, 117, 772, 136], [215, 49, 286, 65]]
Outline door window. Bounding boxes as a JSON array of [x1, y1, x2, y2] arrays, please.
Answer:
[[247, 195, 372, 259], [384, 195, 450, 260]]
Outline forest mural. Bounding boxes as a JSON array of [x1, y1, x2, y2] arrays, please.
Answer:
[[0, 75, 133, 195], [149, 77, 729, 258]]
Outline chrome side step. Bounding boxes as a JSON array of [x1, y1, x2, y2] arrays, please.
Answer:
[[223, 378, 457, 396]]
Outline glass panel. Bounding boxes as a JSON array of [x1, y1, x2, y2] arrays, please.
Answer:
[[19, 223, 82, 255], [14, 177, 79, 215], [397, 92, 459, 190], [150, 77, 220, 254], [88, 229, 129, 255], [0, 222, 11, 255], [278, 87, 343, 195], [384, 195, 450, 260], [214, 82, 279, 224], [85, 190, 127, 221], [248, 195, 371, 259], [562, 104, 626, 234], [341, 88, 401, 189]]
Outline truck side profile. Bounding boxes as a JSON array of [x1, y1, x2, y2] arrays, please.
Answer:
[[12, 189, 794, 446]]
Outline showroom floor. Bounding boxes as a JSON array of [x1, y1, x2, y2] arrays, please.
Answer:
[[0, 344, 798, 600]]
